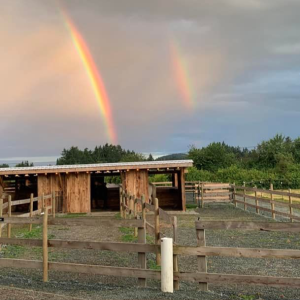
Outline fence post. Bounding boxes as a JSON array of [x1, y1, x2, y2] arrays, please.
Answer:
[[173, 216, 179, 290], [29, 193, 34, 232], [270, 185, 275, 220], [196, 223, 208, 291], [161, 237, 174, 293], [42, 193, 45, 213], [43, 208, 48, 282], [243, 185, 246, 211], [255, 188, 259, 214], [134, 197, 138, 237], [233, 184, 237, 207], [0, 198, 3, 249], [154, 197, 161, 265], [201, 184, 204, 208], [52, 191, 56, 218], [289, 189, 293, 222], [7, 195, 11, 238], [138, 195, 146, 287]]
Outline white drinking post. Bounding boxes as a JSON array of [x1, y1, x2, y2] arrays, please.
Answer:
[[161, 237, 173, 293]]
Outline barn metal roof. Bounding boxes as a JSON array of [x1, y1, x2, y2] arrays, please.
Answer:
[[0, 160, 193, 175]]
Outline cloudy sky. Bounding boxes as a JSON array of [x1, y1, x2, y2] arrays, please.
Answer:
[[1, 0, 300, 162]]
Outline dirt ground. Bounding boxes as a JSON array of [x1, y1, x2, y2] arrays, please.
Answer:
[[1, 204, 300, 300]]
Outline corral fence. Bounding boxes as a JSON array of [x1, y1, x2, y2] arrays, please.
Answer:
[[1, 214, 300, 291]]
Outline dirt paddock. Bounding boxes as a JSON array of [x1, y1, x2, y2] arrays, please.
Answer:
[[1, 204, 300, 300]]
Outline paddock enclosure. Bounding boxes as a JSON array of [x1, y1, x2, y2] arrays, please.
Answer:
[[0, 160, 192, 214]]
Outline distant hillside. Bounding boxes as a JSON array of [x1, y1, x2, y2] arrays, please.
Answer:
[[156, 153, 188, 161]]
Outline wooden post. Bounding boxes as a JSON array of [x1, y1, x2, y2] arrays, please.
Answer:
[[201, 184, 204, 208], [233, 184, 237, 207], [255, 188, 259, 214], [7, 195, 11, 238], [243, 186, 246, 211], [29, 193, 34, 232], [138, 195, 146, 287], [197, 225, 208, 291], [42, 193, 45, 213], [173, 216, 179, 290], [52, 191, 56, 218], [154, 198, 161, 265], [119, 187, 123, 217], [289, 189, 293, 222], [43, 208, 48, 282]]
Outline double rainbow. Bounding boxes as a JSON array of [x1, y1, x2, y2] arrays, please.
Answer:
[[59, 8, 117, 144]]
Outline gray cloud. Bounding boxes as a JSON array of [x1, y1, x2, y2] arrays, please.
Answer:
[[0, 0, 300, 160]]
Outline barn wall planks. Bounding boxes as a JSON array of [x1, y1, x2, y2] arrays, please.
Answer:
[[65, 173, 91, 213], [156, 187, 181, 209], [121, 170, 149, 202]]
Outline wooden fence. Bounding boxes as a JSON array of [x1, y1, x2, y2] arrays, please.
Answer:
[[0, 192, 58, 238], [233, 185, 300, 222], [1, 216, 300, 290]]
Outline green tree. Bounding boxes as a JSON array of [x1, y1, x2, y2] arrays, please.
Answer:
[[15, 161, 34, 167], [0, 164, 9, 168]]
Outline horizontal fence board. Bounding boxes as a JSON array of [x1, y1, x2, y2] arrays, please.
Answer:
[[203, 184, 231, 190], [174, 245, 300, 259], [49, 217, 144, 228], [234, 186, 300, 199], [196, 221, 300, 232], [0, 217, 43, 225], [176, 272, 300, 288], [49, 262, 161, 280], [11, 199, 31, 206], [159, 208, 172, 224], [234, 199, 300, 221], [0, 258, 43, 270], [0, 238, 42, 247]]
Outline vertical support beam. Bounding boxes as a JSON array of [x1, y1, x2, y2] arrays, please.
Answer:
[[122, 192, 126, 219], [43, 209, 48, 282], [119, 187, 123, 217], [172, 173, 178, 188], [154, 197, 161, 265], [197, 226, 208, 291], [289, 189, 293, 222], [179, 169, 186, 211], [52, 191, 56, 218], [161, 238, 174, 293], [7, 195, 11, 238], [29, 193, 34, 232], [173, 216, 179, 290], [138, 195, 146, 287], [134, 197, 138, 237]]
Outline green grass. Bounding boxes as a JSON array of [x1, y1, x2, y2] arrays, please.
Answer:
[[2, 245, 25, 258], [186, 203, 198, 209], [115, 212, 122, 219], [119, 227, 137, 242], [148, 260, 161, 270], [59, 213, 87, 218]]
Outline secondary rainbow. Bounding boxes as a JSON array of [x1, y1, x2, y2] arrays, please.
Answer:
[[59, 8, 117, 144], [170, 40, 193, 108]]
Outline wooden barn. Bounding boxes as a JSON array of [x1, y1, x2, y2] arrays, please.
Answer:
[[0, 160, 193, 213]]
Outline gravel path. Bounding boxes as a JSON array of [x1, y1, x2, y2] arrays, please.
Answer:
[[1, 205, 300, 300]]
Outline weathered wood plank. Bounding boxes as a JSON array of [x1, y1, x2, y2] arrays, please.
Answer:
[[11, 198, 31, 206], [174, 246, 300, 259], [49, 262, 160, 279], [49, 217, 144, 228], [0, 258, 43, 269], [195, 221, 300, 232], [176, 272, 300, 288], [0, 217, 43, 225]]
